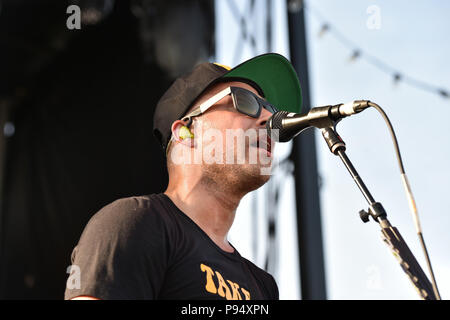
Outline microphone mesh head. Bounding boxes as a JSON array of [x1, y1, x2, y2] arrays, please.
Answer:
[[266, 111, 289, 142]]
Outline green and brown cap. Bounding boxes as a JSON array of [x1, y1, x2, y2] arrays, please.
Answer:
[[153, 53, 302, 152]]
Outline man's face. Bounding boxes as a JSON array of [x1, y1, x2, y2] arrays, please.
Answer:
[[189, 80, 275, 192]]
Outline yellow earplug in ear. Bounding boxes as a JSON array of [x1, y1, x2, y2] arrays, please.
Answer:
[[179, 126, 194, 140]]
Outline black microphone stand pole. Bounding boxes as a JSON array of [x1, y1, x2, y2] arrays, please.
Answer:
[[320, 126, 436, 300]]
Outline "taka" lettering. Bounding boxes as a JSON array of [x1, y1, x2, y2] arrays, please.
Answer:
[[200, 263, 251, 300]]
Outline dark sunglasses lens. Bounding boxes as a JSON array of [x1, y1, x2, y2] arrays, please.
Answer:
[[264, 103, 277, 114], [235, 91, 260, 117]]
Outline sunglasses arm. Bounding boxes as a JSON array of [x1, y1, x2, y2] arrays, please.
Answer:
[[199, 87, 232, 113], [182, 87, 233, 127]]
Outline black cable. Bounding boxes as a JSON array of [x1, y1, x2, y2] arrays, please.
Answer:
[[418, 232, 441, 300], [367, 102, 405, 174], [368, 101, 441, 300]]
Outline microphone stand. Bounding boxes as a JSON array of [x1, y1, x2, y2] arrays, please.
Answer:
[[320, 126, 436, 300]]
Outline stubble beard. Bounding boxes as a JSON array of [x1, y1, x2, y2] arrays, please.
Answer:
[[200, 147, 271, 198]]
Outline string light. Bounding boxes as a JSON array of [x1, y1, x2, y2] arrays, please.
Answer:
[[317, 23, 329, 38], [304, 2, 450, 100], [438, 89, 449, 98], [348, 49, 361, 63]]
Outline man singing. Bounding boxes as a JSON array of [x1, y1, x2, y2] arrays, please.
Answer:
[[64, 53, 302, 300]]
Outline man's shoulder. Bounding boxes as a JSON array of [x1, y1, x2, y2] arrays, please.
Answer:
[[239, 256, 279, 299], [85, 193, 175, 234], [66, 193, 175, 300], [98, 193, 169, 215], [240, 256, 273, 280]]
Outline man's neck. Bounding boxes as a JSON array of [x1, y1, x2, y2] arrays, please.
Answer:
[[164, 173, 244, 253]]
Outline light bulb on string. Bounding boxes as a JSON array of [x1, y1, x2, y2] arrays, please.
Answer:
[[393, 73, 402, 86], [348, 49, 361, 63], [318, 23, 329, 38], [438, 89, 449, 98]]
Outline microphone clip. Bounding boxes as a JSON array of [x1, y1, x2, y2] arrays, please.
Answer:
[[321, 126, 346, 155]]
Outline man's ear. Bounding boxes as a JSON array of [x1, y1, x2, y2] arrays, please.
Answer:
[[171, 120, 194, 147]]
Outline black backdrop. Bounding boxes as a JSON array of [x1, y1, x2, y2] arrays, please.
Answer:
[[0, 1, 192, 299]]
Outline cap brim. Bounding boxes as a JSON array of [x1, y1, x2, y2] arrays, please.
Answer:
[[222, 53, 302, 113]]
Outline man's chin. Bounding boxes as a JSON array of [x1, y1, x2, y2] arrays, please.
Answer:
[[203, 161, 271, 195], [234, 163, 272, 191]]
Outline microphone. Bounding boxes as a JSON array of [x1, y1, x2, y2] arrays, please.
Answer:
[[267, 100, 371, 142]]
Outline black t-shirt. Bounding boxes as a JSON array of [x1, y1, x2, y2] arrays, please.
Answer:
[[64, 193, 278, 300]]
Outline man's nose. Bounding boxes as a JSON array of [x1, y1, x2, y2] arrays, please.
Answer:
[[257, 107, 273, 128]]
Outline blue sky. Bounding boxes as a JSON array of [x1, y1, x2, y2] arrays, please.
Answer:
[[217, 0, 450, 299], [306, 0, 450, 299]]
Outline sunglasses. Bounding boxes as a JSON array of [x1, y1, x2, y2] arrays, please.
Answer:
[[166, 86, 278, 155], [182, 86, 278, 126]]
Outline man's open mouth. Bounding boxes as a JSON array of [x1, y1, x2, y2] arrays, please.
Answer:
[[254, 136, 272, 156]]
